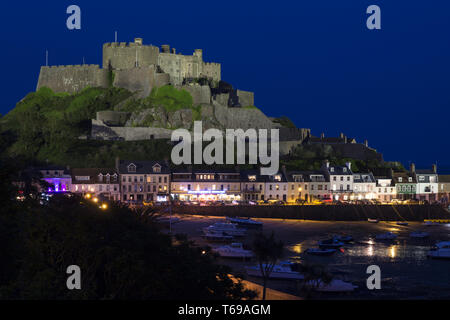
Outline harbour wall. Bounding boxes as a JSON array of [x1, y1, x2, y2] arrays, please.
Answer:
[[170, 205, 450, 221]]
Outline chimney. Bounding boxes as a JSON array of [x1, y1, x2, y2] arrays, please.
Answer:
[[324, 160, 330, 168], [432, 164, 437, 173], [340, 132, 344, 139], [410, 163, 415, 173], [364, 139, 368, 147], [346, 161, 352, 171], [171, 48, 176, 54], [344, 136, 348, 143], [321, 132, 325, 139]]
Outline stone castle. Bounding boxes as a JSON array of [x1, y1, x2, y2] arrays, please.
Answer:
[[35, 37, 379, 159], [37, 37, 220, 97]]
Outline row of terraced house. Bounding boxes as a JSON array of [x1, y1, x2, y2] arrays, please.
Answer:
[[32, 159, 450, 205]]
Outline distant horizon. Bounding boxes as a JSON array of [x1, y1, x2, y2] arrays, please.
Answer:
[[1, 1, 449, 169]]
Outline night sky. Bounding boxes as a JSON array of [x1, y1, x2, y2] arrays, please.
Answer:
[[1, 1, 449, 171]]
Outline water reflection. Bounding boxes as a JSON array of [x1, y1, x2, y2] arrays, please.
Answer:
[[367, 245, 374, 257], [289, 243, 302, 254], [389, 245, 397, 259]]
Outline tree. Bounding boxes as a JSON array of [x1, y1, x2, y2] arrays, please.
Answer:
[[298, 262, 332, 298], [0, 185, 255, 300], [252, 232, 284, 300]]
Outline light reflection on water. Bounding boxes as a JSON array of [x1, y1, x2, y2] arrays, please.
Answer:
[[287, 241, 429, 261]]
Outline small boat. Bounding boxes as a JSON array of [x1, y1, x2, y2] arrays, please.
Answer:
[[306, 279, 358, 292], [375, 232, 397, 241], [212, 243, 254, 258], [203, 223, 246, 237], [427, 241, 450, 259], [305, 248, 337, 256], [368, 218, 379, 223], [335, 235, 354, 243], [226, 217, 263, 228], [396, 222, 409, 226], [245, 261, 304, 280], [202, 231, 234, 242], [410, 231, 430, 239], [318, 238, 344, 249]]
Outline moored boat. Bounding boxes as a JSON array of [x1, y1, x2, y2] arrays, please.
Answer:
[[375, 232, 397, 240], [245, 261, 304, 280], [202, 231, 234, 242], [306, 279, 358, 292], [305, 248, 337, 256], [427, 241, 450, 259], [368, 218, 379, 223], [212, 243, 254, 258], [335, 235, 354, 243], [410, 231, 430, 239], [396, 222, 409, 226], [203, 222, 247, 237], [226, 217, 263, 228], [318, 238, 344, 249]]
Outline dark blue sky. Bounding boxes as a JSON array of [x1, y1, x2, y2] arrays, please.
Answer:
[[1, 1, 449, 171]]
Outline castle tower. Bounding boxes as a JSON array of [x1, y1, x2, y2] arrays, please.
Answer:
[[194, 49, 203, 60]]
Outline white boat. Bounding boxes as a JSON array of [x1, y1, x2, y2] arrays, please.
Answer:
[[226, 217, 263, 228], [375, 232, 397, 240], [305, 248, 336, 256], [306, 279, 358, 292], [212, 243, 254, 258], [203, 223, 246, 237], [368, 218, 379, 223], [410, 231, 430, 239], [245, 261, 304, 280], [318, 238, 344, 249], [427, 241, 450, 259], [202, 231, 234, 242]]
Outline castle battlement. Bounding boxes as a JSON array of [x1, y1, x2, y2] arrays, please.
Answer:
[[43, 64, 101, 69]]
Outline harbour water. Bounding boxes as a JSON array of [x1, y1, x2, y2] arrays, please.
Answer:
[[168, 215, 450, 299]]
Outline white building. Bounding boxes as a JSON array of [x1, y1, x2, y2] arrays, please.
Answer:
[[118, 160, 170, 203], [71, 168, 120, 201], [323, 161, 353, 201], [264, 172, 288, 202], [353, 173, 377, 200], [170, 169, 241, 202], [414, 164, 439, 202], [375, 176, 396, 203]]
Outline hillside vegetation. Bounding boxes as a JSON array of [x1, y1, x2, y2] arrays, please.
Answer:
[[0, 87, 173, 167]]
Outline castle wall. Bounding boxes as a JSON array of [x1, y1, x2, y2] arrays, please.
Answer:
[[202, 62, 221, 82], [36, 65, 109, 93], [113, 66, 157, 98], [180, 84, 211, 105], [96, 111, 130, 126], [103, 42, 160, 70], [236, 90, 254, 107], [213, 103, 278, 130], [91, 119, 172, 140], [158, 52, 186, 85], [155, 73, 170, 87]]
